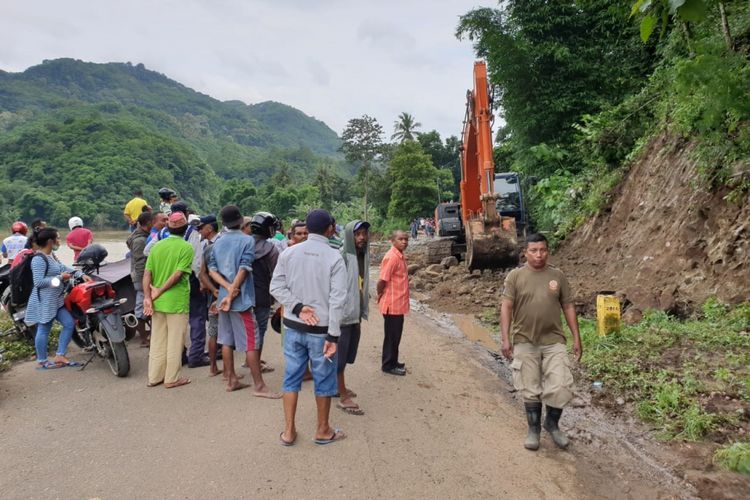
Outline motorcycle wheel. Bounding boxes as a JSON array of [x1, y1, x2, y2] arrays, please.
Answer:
[[96, 324, 130, 377], [107, 341, 130, 378]]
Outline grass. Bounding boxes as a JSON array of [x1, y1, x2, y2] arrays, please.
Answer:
[[0, 312, 59, 370], [574, 299, 750, 442], [713, 442, 750, 475]]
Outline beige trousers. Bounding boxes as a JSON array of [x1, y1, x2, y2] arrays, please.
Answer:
[[510, 342, 574, 408], [148, 312, 188, 385]]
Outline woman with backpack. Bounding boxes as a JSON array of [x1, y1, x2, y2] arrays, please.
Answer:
[[24, 228, 91, 369]]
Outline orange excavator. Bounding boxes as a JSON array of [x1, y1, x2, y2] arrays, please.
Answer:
[[459, 61, 519, 270]]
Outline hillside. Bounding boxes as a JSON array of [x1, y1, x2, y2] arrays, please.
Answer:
[[556, 133, 750, 318], [0, 58, 340, 157], [0, 59, 345, 226]]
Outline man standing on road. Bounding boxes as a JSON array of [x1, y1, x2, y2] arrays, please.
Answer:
[[376, 230, 410, 376], [143, 212, 194, 389], [208, 205, 280, 398], [124, 189, 148, 231], [337, 220, 370, 415], [127, 212, 154, 348], [247, 212, 280, 373], [271, 209, 348, 446], [500, 233, 582, 451], [197, 215, 222, 377]]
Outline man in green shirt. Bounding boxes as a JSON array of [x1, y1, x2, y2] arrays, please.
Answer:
[[143, 212, 194, 389], [500, 233, 582, 451]]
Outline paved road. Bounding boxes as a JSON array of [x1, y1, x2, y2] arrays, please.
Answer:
[[1, 302, 592, 500]]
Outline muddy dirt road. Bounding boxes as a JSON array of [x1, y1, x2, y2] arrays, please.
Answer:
[[0, 298, 690, 499]]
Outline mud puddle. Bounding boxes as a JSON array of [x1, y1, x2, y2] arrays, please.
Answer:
[[451, 313, 500, 351]]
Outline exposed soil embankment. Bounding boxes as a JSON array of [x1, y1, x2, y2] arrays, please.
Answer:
[[555, 134, 750, 318]]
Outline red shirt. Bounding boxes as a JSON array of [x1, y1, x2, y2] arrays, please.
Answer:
[[378, 246, 410, 315], [66, 227, 93, 261]]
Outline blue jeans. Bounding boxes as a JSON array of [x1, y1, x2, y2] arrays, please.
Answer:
[[35, 307, 75, 362], [282, 328, 337, 397]]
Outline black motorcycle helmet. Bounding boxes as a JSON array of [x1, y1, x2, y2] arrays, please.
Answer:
[[158, 187, 177, 201], [76, 244, 108, 267], [250, 212, 279, 239]]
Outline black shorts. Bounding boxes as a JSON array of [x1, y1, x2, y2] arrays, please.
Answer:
[[337, 323, 361, 373]]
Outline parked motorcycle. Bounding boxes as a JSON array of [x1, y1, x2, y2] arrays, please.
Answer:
[[65, 245, 135, 377], [0, 246, 137, 377]]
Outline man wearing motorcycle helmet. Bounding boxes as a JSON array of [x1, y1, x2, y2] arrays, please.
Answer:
[[2, 221, 28, 263], [65, 216, 94, 263], [158, 187, 178, 215], [249, 212, 280, 373]]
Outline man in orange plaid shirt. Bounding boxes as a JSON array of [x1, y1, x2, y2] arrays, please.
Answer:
[[376, 230, 410, 376]]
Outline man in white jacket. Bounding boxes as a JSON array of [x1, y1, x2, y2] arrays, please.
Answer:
[[270, 209, 348, 446]]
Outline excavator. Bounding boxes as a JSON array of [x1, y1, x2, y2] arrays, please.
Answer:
[[427, 62, 525, 269], [430, 61, 521, 270], [460, 61, 520, 269]]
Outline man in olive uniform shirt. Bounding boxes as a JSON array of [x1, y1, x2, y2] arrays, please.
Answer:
[[500, 233, 582, 451]]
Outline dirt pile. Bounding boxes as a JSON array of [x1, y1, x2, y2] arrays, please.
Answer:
[[408, 258, 508, 316], [556, 134, 750, 317]]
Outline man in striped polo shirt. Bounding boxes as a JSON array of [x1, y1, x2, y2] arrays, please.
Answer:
[[376, 230, 410, 376]]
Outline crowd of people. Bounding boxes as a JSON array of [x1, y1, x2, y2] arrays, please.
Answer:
[[121, 187, 416, 445], [2, 185, 582, 451]]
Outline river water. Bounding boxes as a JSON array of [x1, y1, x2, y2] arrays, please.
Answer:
[[55, 230, 131, 267]]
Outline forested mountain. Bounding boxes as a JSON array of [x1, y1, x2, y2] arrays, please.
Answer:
[[0, 58, 343, 226]]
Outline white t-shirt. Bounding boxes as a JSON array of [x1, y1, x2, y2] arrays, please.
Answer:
[[2, 234, 27, 259]]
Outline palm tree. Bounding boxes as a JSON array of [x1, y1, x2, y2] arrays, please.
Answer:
[[391, 112, 422, 143]]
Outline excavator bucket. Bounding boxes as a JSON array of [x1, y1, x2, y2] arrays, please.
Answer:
[[466, 217, 519, 271]]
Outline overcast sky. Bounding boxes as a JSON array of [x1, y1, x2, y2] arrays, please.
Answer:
[[0, 0, 497, 140]]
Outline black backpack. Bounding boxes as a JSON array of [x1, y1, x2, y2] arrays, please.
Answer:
[[9, 252, 48, 306]]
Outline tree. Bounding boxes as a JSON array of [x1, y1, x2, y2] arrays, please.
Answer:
[[387, 141, 440, 220], [457, 1, 655, 176], [391, 112, 422, 143], [418, 130, 461, 197], [340, 115, 385, 220]]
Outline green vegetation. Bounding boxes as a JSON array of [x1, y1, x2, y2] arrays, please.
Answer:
[[0, 313, 58, 370], [458, 0, 750, 242], [339, 114, 457, 228], [575, 299, 750, 441], [714, 442, 750, 474], [0, 58, 344, 227]]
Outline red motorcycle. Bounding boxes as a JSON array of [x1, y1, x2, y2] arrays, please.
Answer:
[[65, 245, 133, 377]]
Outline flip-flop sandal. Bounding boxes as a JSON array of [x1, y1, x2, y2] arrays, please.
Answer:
[[261, 365, 275, 373], [314, 428, 346, 445], [337, 403, 365, 416], [279, 432, 296, 447], [147, 380, 164, 388], [63, 361, 83, 367], [165, 378, 191, 389], [36, 361, 64, 370]]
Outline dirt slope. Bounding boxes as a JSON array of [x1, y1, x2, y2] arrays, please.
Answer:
[[556, 134, 750, 317]]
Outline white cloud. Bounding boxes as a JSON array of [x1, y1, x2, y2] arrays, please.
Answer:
[[0, 0, 498, 140]]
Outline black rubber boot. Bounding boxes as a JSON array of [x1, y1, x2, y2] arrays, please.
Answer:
[[543, 405, 570, 449], [524, 402, 542, 451]]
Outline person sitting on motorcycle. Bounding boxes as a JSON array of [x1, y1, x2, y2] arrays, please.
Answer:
[[2, 221, 28, 264], [24, 228, 92, 369]]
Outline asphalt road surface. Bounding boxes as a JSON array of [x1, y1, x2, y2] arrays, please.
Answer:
[[1, 300, 630, 499]]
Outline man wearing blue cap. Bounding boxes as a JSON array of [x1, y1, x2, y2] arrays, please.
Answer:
[[271, 208, 348, 445]]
